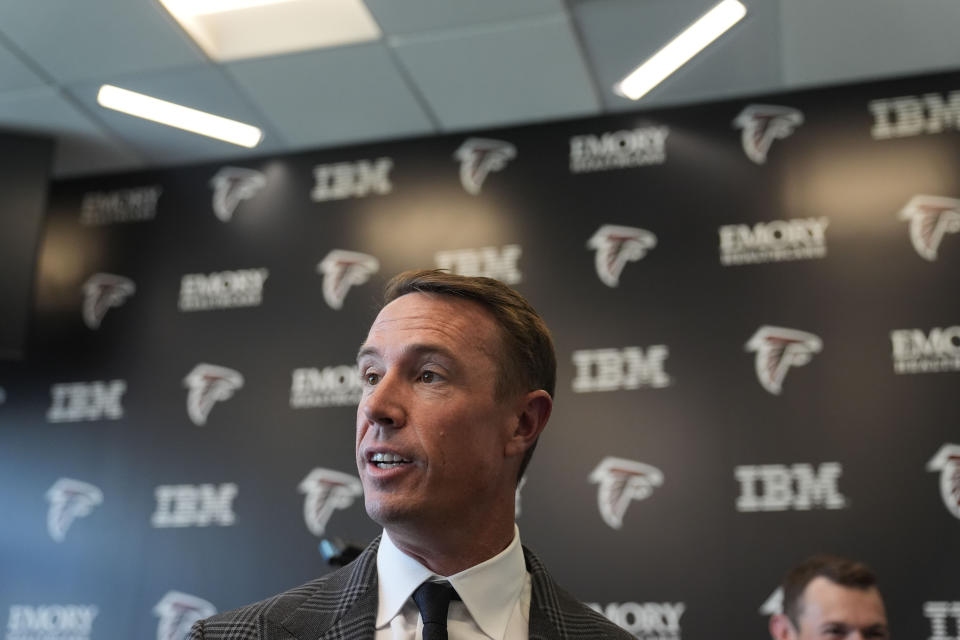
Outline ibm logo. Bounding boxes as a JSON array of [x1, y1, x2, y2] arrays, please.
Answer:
[[735, 463, 846, 512], [151, 484, 238, 528]]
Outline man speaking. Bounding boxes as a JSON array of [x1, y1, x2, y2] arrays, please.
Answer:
[[191, 270, 630, 639]]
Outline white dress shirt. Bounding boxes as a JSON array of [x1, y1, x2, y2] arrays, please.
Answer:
[[374, 526, 531, 640]]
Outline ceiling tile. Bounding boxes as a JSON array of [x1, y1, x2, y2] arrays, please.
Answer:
[[65, 65, 282, 166], [364, 0, 564, 35], [782, 0, 960, 87], [0, 39, 47, 92], [0, 86, 144, 177], [574, 0, 782, 111], [0, 0, 205, 83], [225, 43, 434, 150], [391, 14, 600, 131]]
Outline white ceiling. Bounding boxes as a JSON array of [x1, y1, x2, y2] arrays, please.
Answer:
[[0, 0, 956, 179]]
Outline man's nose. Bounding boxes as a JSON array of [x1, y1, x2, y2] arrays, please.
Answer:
[[360, 373, 406, 429]]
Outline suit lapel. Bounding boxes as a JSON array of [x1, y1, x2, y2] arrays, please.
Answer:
[[524, 546, 569, 640], [281, 537, 380, 640]]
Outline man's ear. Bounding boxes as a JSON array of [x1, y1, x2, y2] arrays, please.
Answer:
[[769, 614, 796, 640], [505, 390, 552, 458]]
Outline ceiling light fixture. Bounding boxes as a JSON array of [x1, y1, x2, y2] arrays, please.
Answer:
[[160, 0, 295, 18], [615, 0, 747, 101], [156, 0, 382, 62], [97, 85, 263, 148]]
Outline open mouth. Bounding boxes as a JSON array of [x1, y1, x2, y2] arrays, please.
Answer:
[[370, 452, 412, 469]]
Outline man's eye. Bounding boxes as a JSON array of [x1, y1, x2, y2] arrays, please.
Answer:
[[364, 372, 380, 385], [419, 370, 439, 383]]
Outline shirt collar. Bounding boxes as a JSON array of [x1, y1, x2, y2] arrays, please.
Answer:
[[376, 526, 528, 640]]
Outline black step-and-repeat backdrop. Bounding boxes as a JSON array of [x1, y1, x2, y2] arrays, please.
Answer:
[[1, 69, 959, 640]]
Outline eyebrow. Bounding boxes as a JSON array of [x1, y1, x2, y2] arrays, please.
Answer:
[[356, 343, 458, 364]]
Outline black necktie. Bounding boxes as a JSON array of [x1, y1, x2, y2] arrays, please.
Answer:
[[413, 581, 461, 640]]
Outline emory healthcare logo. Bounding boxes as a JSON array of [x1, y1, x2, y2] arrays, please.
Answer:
[[925, 602, 960, 640], [733, 104, 803, 164], [298, 468, 363, 536], [890, 326, 960, 374], [183, 364, 243, 426], [589, 457, 663, 530], [568, 126, 669, 173], [719, 217, 829, 266], [454, 138, 516, 195], [178, 268, 269, 311], [6, 605, 99, 640], [45, 478, 102, 543], [153, 591, 216, 640], [897, 195, 960, 261], [588, 224, 657, 288], [82, 273, 135, 329], [317, 249, 379, 310], [869, 90, 960, 140], [80, 184, 161, 226], [927, 444, 960, 520], [745, 326, 822, 395], [587, 602, 685, 640], [210, 166, 266, 222], [290, 366, 362, 408]]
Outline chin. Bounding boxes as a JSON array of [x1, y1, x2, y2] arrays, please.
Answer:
[[363, 496, 405, 527]]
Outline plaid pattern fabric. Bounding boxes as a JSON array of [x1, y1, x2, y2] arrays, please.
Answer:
[[190, 535, 632, 639]]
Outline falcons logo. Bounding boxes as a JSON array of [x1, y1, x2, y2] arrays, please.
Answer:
[[587, 224, 656, 287], [759, 587, 784, 616], [298, 468, 362, 536], [82, 273, 135, 330], [745, 326, 822, 395], [927, 443, 960, 520], [733, 104, 803, 165], [317, 249, 379, 310], [46, 478, 103, 543], [898, 195, 960, 261], [515, 476, 527, 519], [454, 138, 517, 195], [209, 166, 267, 222], [589, 457, 663, 530], [183, 364, 244, 426], [153, 591, 216, 640]]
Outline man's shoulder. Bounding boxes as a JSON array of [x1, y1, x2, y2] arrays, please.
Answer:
[[523, 546, 634, 640], [190, 539, 380, 640], [189, 578, 319, 639]]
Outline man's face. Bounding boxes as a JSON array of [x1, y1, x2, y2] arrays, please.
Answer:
[[355, 292, 519, 529], [781, 577, 889, 640]]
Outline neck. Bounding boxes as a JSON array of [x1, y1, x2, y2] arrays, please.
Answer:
[[385, 508, 516, 576]]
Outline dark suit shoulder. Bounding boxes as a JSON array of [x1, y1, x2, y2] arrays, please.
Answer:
[[188, 568, 351, 640], [546, 583, 635, 639], [523, 546, 634, 639], [187, 577, 316, 640], [190, 538, 381, 640]]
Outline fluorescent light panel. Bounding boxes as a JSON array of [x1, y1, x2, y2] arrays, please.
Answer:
[[157, 0, 382, 62], [97, 85, 263, 148], [616, 0, 747, 101]]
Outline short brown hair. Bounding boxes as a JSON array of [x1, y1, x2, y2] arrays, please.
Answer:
[[781, 554, 879, 628], [383, 269, 556, 480]]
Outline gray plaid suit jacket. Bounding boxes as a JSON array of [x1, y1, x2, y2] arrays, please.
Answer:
[[189, 536, 632, 639]]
